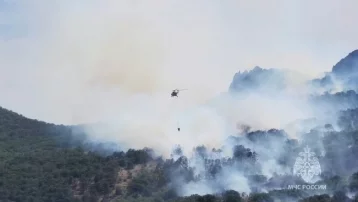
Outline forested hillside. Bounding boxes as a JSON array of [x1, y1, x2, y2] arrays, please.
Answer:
[[0, 106, 156, 201], [2, 104, 358, 202]]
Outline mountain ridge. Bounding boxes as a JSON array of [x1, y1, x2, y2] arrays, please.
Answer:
[[312, 49, 358, 92]]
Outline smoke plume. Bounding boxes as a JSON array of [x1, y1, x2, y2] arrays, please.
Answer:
[[2, 0, 358, 198]]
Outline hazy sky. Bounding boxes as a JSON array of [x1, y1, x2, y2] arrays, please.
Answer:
[[0, 0, 358, 124]]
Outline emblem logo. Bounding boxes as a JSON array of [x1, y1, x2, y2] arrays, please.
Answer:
[[293, 145, 321, 183]]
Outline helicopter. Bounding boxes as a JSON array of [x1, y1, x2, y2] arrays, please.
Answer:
[[171, 88, 187, 132], [171, 89, 187, 97]]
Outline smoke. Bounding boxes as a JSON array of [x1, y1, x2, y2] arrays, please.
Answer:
[[0, 0, 327, 155], [2, 0, 358, 198], [178, 169, 251, 196], [4, 0, 358, 123], [1, 0, 223, 123]]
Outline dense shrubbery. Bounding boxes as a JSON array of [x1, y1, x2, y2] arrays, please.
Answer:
[[0, 107, 154, 201], [2, 104, 358, 201]]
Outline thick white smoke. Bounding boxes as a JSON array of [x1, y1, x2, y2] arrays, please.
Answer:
[[0, 0, 326, 157], [2, 0, 358, 197]]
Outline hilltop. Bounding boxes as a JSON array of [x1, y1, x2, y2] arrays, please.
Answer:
[[312, 49, 358, 92], [0, 106, 158, 201]]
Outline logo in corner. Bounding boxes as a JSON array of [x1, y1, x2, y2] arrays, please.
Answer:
[[293, 145, 321, 183]]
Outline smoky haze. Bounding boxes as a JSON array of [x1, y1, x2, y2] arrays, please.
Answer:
[[1, 0, 358, 162], [3, 1, 358, 199]]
